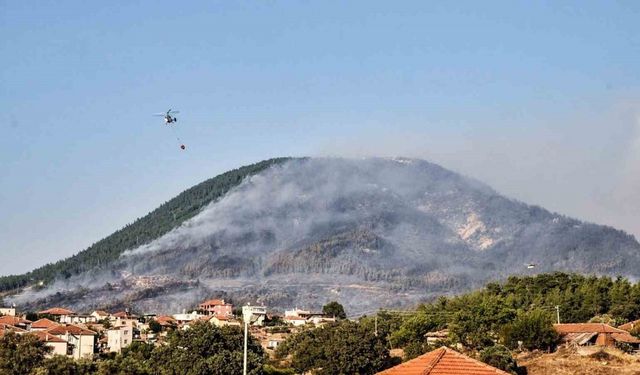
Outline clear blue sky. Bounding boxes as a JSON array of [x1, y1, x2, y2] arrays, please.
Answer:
[[1, 1, 639, 275]]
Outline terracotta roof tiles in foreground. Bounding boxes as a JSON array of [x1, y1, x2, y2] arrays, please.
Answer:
[[377, 347, 511, 375]]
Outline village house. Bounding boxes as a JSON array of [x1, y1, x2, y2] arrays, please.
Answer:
[[0, 323, 27, 337], [109, 311, 139, 330], [106, 325, 134, 353], [209, 315, 241, 328], [283, 308, 334, 327], [173, 310, 204, 325], [39, 307, 75, 322], [284, 315, 307, 326], [47, 324, 97, 359], [90, 310, 111, 321], [284, 308, 311, 326], [199, 299, 233, 317], [60, 314, 98, 324], [0, 315, 32, 330], [31, 331, 68, 357], [155, 315, 177, 329], [0, 307, 16, 316], [284, 308, 312, 319], [377, 346, 511, 375], [30, 318, 61, 331], [554, 323, 640, 349], [111, 310, 137, 323]]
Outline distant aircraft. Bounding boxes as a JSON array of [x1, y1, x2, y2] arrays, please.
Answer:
[[525, 263, 536, 269], [153, 109, 180, 125]]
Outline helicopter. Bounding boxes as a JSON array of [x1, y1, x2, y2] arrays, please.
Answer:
[[152, 109, 186, 150], [153, 109, 180, 125]]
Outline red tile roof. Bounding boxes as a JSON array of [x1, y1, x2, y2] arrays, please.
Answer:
[[47, 324, 96, 336], [554, 323, 640, 344], [92, 310, 110, 317], [553, 323, 627, 334], [0, 316, 32, 326], [619, 319, 640, 332], [30, 331, 67, 343], [611, 332, 640, 344], [377, 347, 511, 375], [39, 307, 74, 315], [31, 318, 60, 329]]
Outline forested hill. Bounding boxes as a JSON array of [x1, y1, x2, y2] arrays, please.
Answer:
[[0, 157, 291, 292], [7, 157, 640, 314]]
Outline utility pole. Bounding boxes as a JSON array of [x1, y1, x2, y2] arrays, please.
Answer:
[[242, 305, 253, 375], [555, 305, 560, 324], [243, 319, 248, 375]]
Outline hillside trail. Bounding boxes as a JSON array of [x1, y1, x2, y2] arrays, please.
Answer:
[[518, 346, 640, 375]]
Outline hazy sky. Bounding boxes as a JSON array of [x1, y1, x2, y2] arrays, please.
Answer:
[[1, 1, 639, 276]]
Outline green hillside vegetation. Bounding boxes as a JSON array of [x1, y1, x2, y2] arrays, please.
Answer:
[[275, 273, 640, 374], [381, 272, 640, 358], [0, 158, 291, 293]]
